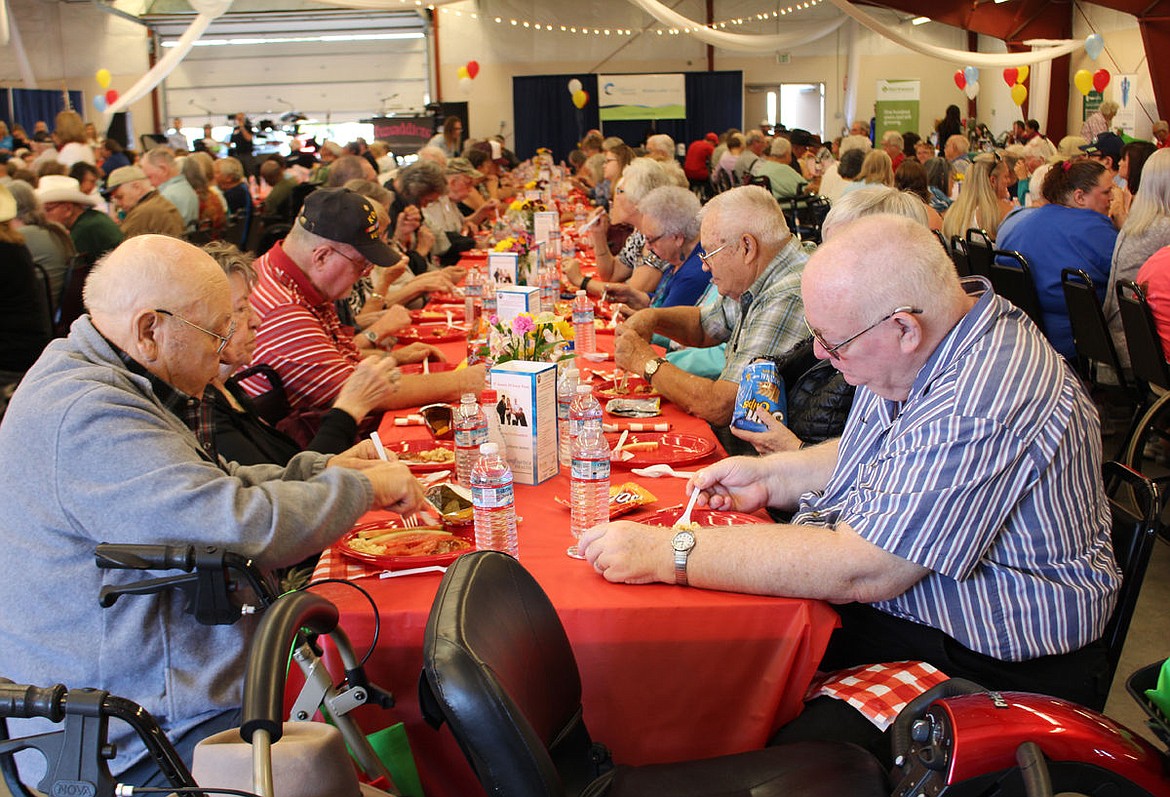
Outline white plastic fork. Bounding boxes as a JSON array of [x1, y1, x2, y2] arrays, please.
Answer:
[[631, 464, 695, 478], [675, 488, 701, 528]]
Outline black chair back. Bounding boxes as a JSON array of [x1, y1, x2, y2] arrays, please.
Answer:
[[1061, 268, 1129, 388], [989, 250, 1045, 332], [420, 551, 599, 797], [1116, 279, 1170, 392], [965, 228, 994, 278], [786, 195, 831, 245], [1101, 461, 1160, 703], [53, 254, 97, 337], [29, 263, 56, 341], [744, 172, 772, 194], [227, 364, 289, 426], [950, 236, 970, 278], [712, 168, 733, 195]]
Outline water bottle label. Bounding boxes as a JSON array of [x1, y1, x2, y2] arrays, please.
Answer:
[[472, 483, 513, 509], [558, 397, 572, 419], [455, 427, 487, 447], [572, 309, 594, 324], [571, 459, 610, 480]]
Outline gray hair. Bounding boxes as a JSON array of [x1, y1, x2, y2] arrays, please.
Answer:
[[202, 241, 257, 287], [881, 130, 904, 150], [142, 147, 177, 170], [821, 186, 929, 241], [770, 137, 792, 158], [395, 160, 447, 204], [645, 134, 675, 158], [181, 157, 209, 193], [215, 157, 244, 182], [639, 186, 700, 239], [698, 185, 789, 251], [1123, 148, 1170, 237], [344, 178, 393, 208], [1100, 100, 1120, 117], [744, 129, 766, 147], [618, 158, 672, 207], [839, 135, 872, 156]]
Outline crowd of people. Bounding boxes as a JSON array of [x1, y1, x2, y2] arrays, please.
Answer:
[[0, 98, 1164, 788]]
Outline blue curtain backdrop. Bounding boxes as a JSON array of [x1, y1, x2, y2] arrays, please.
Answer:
[[1, 89, 85, 132], [512, 71, 742, 161]]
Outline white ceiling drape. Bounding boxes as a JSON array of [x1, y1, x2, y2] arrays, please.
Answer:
[[625, 0, 846, 52]]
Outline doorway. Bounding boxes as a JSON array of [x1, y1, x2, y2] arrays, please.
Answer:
[[746, 83, 825, 138]]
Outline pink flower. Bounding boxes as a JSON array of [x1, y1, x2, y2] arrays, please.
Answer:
[[512, 315, 536, 335]]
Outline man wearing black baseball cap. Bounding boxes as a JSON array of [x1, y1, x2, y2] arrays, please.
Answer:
[[1080, 132, 1124, 172], [239, 187, 486, 414]]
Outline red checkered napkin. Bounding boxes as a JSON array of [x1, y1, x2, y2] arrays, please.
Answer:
[[805, 660, 950, 731], [311, 545, 384, 582]]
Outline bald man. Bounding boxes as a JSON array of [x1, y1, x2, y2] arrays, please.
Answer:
[[0, 234, 423, 787], [584, 215, 1119, 713]]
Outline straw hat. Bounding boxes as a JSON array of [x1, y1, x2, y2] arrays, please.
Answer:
[[34, 175, 97, 207], [192, 722, 391, 797]]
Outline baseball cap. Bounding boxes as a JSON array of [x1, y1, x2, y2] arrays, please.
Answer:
[[106, 166, 148, 192], [1081, 132, 1123, 163], [472, 139, 508, 165], [446, 157, 482, 179], [297, 187, 397, 267], [705, 132, 718, 144]]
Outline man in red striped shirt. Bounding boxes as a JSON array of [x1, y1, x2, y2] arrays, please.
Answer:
[[241, 188, 486, 411]]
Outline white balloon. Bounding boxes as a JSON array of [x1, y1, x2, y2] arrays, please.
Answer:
[[964, 80, 980, 100], [459, 76, 473, 95], [568, 78, 583, 95]]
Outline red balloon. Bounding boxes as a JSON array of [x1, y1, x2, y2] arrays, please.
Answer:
[[1093, 69, 1111, 93], [105, 89, 118, 104], [1002, 68, 1018, 87], [954, 70, 966, 90], [466, 60, 480, 80]]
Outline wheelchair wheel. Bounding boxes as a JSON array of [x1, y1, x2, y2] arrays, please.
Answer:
[[1121, 391, 1170, 540]]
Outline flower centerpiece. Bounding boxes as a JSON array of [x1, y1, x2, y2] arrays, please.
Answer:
[[477, 311, 573, 365], [495, 197, 551, 283]]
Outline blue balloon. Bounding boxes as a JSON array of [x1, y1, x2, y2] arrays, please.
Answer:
[[93, 96, 107, 113], [964, 66, 980, 85], [1085, 33, 1104, 61]]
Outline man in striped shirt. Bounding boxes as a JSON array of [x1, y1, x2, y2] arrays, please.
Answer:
[[242, 188, 486, 411], [584, 215, 1119, 709]]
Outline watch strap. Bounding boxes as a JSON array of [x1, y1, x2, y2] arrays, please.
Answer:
[[674, 548, 690, 586]]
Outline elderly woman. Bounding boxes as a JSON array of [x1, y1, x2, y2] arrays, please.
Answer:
[[567, 157, 674, 294], [386, 159, 449, 276], [996, 159, 1118, 359], [181, 156, 227, 239], [202, 242, 399, 466], [422, 158, 496, 266], [6, 180, 75, 304], [941, 152, 1015, 240], [843, 150, 894, 194]]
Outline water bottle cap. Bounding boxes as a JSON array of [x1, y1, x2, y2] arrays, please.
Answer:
[[576, 289, 586, 298], [480, 388, 497, 402], [564, 368, 579, 379], [480, 442, 499, 455], [461, 393, 477, 403], [576, 383, 592, 394]]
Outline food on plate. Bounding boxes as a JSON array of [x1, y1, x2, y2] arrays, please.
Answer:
[[350, 527, 472, 557], [619, 441, 659, 452], [401, 447, 455, 464], [672, 521, 701, 531]]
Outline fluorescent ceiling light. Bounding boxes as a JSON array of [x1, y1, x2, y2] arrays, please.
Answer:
[[910, 16, 931, 25], [162, 32, 424, 47]]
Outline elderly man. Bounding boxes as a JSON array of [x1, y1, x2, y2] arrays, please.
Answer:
[[1154, 120, 1170, 149], [36, 174, 123, 260], [749, 137, 807, 201], [422, 157, 495, 266], [141, 147, 199, 229], [584, 215, 1119, 715], [0, 234, 423, 786], [106, 165, 185, 239], [260, 158, 298, 220], [880, 130, 905, 171], [733, 129, 767, 183], [614, 185, 808, 426], [1081, 100, 1119, 141], [326, 154, 376, 188], [242, 187, 485, 412], [944, 134, 970, 178]]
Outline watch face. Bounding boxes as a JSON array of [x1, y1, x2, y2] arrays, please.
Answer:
[[672, 530, 696, 551]]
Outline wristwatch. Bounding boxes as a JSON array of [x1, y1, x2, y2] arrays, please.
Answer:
[[643, 357, 668, 383], [672, 530, 696, 586], [363, 330, 379, 345]]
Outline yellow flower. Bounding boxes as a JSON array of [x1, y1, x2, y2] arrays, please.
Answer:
[[524, 180, 538, 190], [554, 319, 574, 340], [508, 199, 526, 212], [493, 237, 516, 252]]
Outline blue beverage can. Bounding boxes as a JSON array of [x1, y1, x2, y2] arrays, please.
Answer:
[[732, 359, 785, 432]]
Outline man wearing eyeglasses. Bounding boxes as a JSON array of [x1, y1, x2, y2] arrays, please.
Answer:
[[0, 234, 425, 786], [241, 187, 486, 413], [586, 214, 1118, 716], [613, 185, 809, 426]]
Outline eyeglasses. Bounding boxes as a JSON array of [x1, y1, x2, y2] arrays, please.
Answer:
[[332, 246, 373, 276], [698, 239, 736, 267], [644, 231, 671, 246], [805, 306, 923, 360], [155, 309, 236, 355]]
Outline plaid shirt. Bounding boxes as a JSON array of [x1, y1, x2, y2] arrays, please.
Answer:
[[700, 236, 808, 382]]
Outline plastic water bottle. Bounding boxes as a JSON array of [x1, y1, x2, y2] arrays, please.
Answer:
[[463, 265, 482, 322], [479, 388, 507, 454], [557, 366, 580, 466], [539, 263, 557, 313], [470, 442, 518, 557], [568, 383, 602, 451], [572, 290, 596, 354], [454, 393, 488, 488], [569, 419, 610, 559], [483, 277, 497, 321]]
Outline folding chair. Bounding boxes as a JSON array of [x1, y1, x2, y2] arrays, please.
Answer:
[[989, 250, 1045, 332], [964, 228, 994, 278]]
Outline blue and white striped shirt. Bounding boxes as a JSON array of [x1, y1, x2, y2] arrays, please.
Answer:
[[793, 279, 1120, 661]]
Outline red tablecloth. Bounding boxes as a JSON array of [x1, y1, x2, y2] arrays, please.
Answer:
[[309, 284, 840, 797]]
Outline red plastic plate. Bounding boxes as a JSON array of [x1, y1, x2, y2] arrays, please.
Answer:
[[593, 377, 660, 400], [411, 307, 465, 323], [383, 439, 456, 472], [337, 521, 473, 570], [427, 292, 465, 305], [397, 360, 457, 375], [631, 505, 768, 528], [396, 324, 469, 344], [603, 432, 716, 466]]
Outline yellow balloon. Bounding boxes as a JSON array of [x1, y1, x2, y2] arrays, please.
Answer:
[[1011, 83, 1028, 106], [95, 68, 111, 89], [456, 65, 470, 80], [571, 89, 589, 109], [1074, 69, 1094, 96], [1016, 65, 1029, 84]]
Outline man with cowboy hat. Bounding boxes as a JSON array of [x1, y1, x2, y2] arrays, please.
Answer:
[[36, 174, 123, 261]]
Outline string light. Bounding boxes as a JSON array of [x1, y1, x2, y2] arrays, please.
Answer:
[[433, 0, 822, 38]]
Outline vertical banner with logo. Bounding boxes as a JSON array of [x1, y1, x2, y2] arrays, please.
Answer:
[[1114, 74, 1138, 137], [874, 79, 920, 139], [598, 74, 686, 121]]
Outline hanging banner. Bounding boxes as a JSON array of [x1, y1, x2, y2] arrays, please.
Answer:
[[874, 79, 920, 140], [598, 73, 685, 121], [1114, 73, 1138, 137]]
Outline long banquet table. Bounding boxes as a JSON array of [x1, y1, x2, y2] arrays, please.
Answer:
[[308, 281, 840, 797]]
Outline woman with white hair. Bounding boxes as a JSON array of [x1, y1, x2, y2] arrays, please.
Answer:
[[1104, 148, 1170, 364]]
